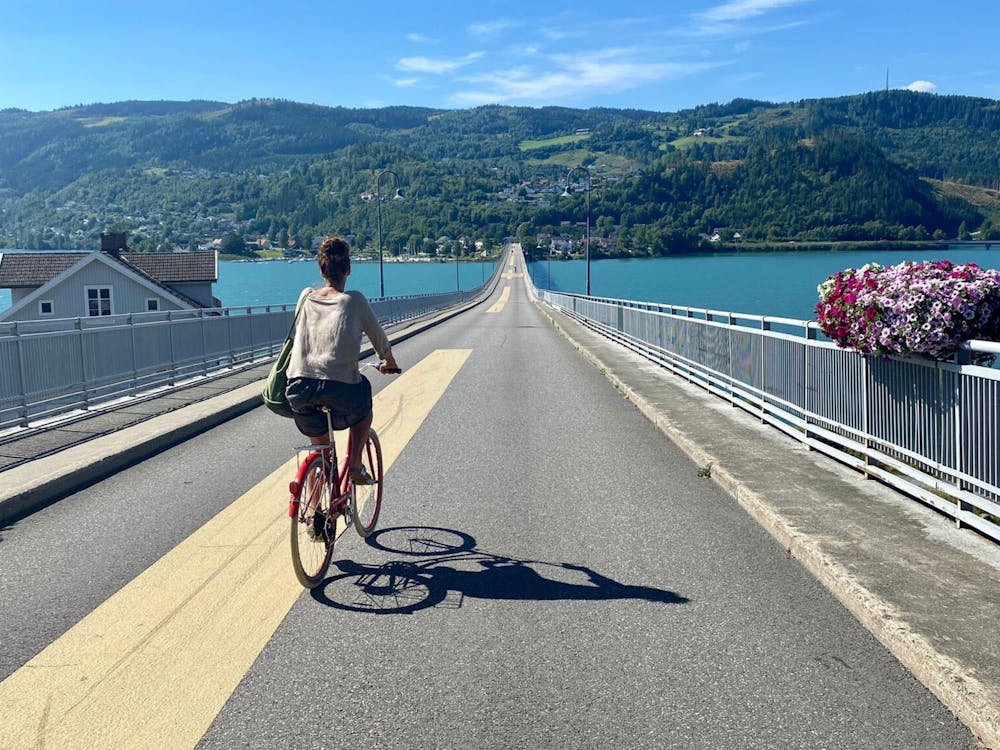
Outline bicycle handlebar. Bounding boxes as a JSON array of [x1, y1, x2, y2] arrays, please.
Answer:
[[361, 361, 402, 375]]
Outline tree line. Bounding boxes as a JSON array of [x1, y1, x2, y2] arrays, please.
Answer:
[[1, 91, 998, 254]]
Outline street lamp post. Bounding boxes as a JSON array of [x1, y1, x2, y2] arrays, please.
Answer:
[[374, 169, 400, 299], [563, 166, 592, 295]]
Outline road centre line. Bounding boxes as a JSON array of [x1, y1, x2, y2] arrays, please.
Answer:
[[487, 286, 511, 313], [0, 349, 472, 750]]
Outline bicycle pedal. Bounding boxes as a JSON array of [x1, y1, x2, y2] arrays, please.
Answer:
[[309, 510, 328, 542]]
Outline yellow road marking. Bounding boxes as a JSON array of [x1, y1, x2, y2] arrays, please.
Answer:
[[0, 349, 472, 750], [487, 286, 511, 313]]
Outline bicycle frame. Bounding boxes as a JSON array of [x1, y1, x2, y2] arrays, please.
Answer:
[[287, 410, 355, 519]]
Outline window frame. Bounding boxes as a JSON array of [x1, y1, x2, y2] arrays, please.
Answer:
[[145, 297, 160, 312], [38, 300, 55, 317], [84, 285, 114, 317]]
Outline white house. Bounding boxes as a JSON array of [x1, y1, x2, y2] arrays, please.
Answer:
[[0, 238, 219, 323]]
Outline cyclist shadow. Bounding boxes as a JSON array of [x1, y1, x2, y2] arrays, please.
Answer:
[[311, 526, 689, 615]]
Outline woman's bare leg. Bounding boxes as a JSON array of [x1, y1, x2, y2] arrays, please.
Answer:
[[349, 412, 373, 470], [308, 434, 332, 465]]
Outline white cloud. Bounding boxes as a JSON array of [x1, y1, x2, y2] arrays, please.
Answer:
[[697, 0, 810, 24], [904, 80, 937, 93], [406, 33, 436, 44], [511, 44, 541, 57], [392, 78, 421, 88], [467, 19, 517, 37], [451, 48, 723, 106], [397, 52, 484, 75], [539, 27, 578, 41], [691, 0, 810, 36]]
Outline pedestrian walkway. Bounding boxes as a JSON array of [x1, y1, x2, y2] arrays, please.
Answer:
[[0, 362, 273, 474]]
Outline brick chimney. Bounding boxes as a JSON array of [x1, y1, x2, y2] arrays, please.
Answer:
[[100, 232, 128, 258]]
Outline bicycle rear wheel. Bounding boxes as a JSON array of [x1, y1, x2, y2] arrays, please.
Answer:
[[351, 428, 383, 537], [290, 452, 335, 588]]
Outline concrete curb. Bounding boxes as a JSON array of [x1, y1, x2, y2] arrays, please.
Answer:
[[0, 279, 501, 525], [0, 383, 264, 523], [531, 296, 999, 750]]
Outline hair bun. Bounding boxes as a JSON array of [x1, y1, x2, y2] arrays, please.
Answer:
[[318, 237, 351, 281]]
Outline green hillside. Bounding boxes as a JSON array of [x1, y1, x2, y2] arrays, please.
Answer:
[[1, 91, 998, 255]]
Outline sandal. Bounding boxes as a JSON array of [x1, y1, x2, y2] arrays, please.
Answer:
[[349, 465, 375, 485]]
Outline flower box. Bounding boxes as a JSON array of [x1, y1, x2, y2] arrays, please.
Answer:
[[816, 260, 1000, 362]]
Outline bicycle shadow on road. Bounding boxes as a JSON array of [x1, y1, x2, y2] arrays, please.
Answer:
[[311, 526, 689, 614]]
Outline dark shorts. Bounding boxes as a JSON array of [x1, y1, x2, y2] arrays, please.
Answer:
[[286, 376, 372, 436]]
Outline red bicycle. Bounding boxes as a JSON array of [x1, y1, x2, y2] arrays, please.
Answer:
[[288, 362, 399, 589]]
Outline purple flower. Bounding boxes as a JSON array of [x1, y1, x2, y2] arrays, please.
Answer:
[[817, 260, 1000, 359]]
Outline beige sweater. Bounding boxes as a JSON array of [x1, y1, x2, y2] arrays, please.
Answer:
[[287, 290, 391, 384]]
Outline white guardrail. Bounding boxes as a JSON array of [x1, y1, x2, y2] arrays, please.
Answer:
[[0, 264, 502, 431], [526, 258, 1000, 545]]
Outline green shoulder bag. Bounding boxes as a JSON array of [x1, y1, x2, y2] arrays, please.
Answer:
[[262, 288, 310, 418]]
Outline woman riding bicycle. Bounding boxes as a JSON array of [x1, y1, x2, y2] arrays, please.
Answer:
[[286, 237, 399, 484]]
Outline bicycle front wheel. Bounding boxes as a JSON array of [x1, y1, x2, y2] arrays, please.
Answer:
[[351, 428, 383, 537], [290, 453, 335, 588]]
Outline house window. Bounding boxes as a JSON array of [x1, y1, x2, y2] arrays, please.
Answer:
[[85, 286, 113, 317], [38, 300, 54, 316], [145, 298, 160, 312]]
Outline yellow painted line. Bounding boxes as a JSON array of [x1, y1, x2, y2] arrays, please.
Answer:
[[487, 286, 511, 313], [0, 349, 472, 750]]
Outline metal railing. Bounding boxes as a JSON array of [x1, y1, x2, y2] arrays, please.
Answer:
[[529, 273, 1000, 544], [0, 269, 501, 431]]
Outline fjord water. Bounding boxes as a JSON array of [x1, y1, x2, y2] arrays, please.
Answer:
[[528, 245, 1000, 321], [213, 259, 499, 308], [0, 258, 500, 314], [2, 247, 998, 320]]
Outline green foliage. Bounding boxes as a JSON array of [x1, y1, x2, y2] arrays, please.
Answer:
[[219, 233, 248, 255], [1, 92, 998, 254], [520, 133, 592, 151]]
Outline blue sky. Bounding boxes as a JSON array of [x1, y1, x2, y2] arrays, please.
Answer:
[[1, 0, 997, 113]]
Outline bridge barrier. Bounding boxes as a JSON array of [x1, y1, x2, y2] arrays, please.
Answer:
[[0, 266, 501, 431], [528, 270, 1000, 545]]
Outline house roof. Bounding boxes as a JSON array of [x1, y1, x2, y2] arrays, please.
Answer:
[[121, 252, 217, 282], [0, 250, 217, 288], [0, 252, 88, 287], [116, 255, 205, 308]]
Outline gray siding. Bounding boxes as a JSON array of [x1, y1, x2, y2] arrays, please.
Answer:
[[169, 281, 215, 307]]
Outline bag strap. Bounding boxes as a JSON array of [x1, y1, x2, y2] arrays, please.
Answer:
[[284, 287, 312, 342]]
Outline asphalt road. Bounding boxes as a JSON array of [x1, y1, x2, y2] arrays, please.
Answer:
[[0, 254, 980, 749]]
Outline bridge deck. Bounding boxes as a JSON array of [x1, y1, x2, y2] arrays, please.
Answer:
[[0, 248, 997, 749]]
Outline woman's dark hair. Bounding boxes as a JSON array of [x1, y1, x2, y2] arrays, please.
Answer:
[[317, 237, 351, 282]]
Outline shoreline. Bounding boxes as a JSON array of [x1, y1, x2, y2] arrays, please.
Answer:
[[220, 255, 498, 263], [527, 241, 996, 262]]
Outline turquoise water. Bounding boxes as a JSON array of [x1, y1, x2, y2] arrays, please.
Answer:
[[3, 247, 999, 320], [527, 246, 1000, 321], [214, 259, 497, 307], [0, 257, 499, 313]]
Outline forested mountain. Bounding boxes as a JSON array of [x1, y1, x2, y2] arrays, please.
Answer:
[[1, 91, 998, 255]]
